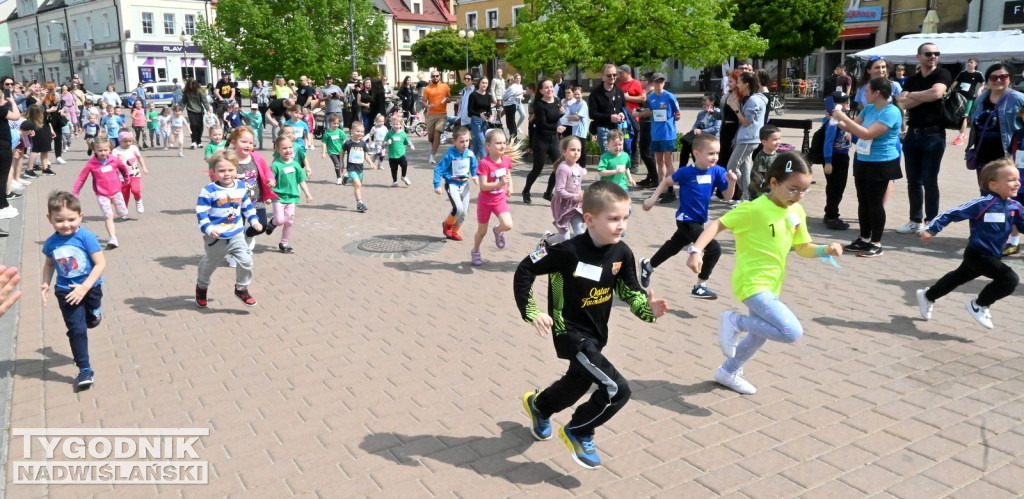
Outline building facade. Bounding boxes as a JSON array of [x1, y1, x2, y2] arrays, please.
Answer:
[[382, 0, 455, 84]]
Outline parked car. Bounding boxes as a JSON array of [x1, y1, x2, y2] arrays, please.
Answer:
[[119, 83, 179, 108]]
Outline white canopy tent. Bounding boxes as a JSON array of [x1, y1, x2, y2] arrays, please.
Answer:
[[852, 30, 1024, 64]]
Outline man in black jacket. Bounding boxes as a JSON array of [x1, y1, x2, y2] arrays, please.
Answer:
[[587, 63, 626, 155]]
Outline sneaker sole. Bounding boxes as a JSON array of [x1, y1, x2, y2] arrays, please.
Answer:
[[857, 251, 883, 258], [559, 428, 600, 469], [916, 289, 931, 320], [965, 301, 994, 329], [690, 293, 718, 300], [522, 393, 551, 441]]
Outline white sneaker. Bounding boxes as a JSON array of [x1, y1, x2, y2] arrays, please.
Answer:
[[336, 177, 343, 185], [136, 200, 144, 213], [391, 181, 399, 187], [107, 236, 119, 248], [719, 311, 741, 358], [714, 366, 756, 394], [55, 157, 66, 165], [965, 300, 994, 329], [14, 178, 30, 186], [402, 177, 411, 186], [0, 207, 18, 219], [916, 288, 933, 320], [11, 184, 25, 195], [429, 154, 436, 164], [189, 142, 197, 149], [895, 221, 922, 234]]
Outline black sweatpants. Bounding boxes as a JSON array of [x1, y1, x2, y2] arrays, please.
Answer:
[[504, 105, 518, 140], [925, 247, 1019, 307], [187, 110, 204, 145], [389, 156, 408, 182], [524, 131, 559, 197], [638, 120, 658, 184], [534, 340, 630, 437], [824, 153, 850, 220], [0, 146, 12, 210], [650, 220, 722, 281], [855, 172, 888, 243]]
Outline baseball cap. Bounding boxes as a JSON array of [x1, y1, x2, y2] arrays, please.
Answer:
[[831, 90, 849, 103], [324, 74, 333, 79], [651, 73, 666, 81], [617, 64, 631, 73], [251, 103, 259, 109]]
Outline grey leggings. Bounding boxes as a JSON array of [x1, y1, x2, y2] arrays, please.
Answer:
[[722, 291, 804, 373], [727, 142, 759, 201]]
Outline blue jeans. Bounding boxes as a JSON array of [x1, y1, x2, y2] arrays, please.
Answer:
[[596, 126, 611, 154], [902, 131, 945, 223], [722, 291, 803, 373], [55, 284, 103, 370], [470, 116, 487, 160]]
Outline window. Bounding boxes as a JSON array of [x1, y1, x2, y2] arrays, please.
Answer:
[[103, 13, 111, 36], [402, 29, 410, 43], [512, 5, 525, 26], [486, 9, 498, 28], [401, 55, 414, 72], [412, 1, 421, 14], [418, 29, 426, 40], [45, 25, 52, 47], [12, 33, 19, 51], [466, 12, 477, 30], [163, 13, 175, 35], [184, 14, 196, 35], [142, 12, 153, 34], [72, 20, 79, 42]]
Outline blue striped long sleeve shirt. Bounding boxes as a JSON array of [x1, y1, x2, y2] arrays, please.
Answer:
[[196, 180, 259, 238]]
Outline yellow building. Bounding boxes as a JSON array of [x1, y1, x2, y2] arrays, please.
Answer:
[[452, 0, 527, 78]]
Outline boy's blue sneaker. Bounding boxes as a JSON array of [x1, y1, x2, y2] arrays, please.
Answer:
[[639, 258, 653, 288], [522, 391, 551, 440], [559, 426, 601, 469], [76, 369, 94, 389], [690, 283, 718, 300]]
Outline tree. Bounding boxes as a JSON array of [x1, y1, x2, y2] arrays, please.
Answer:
[[410, 29, 497, 74], [505, 0, 768, 77], [731, 0, 845, 82], [193, 0, 389, 81]]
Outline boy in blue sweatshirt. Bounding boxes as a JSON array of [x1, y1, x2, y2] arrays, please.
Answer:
[[433, 127, 478, 241], [823, 91, 852, 230], [917, 159, 1024, 330], [195, 149, 263, 308]]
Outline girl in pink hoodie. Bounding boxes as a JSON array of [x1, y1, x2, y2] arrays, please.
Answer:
[[72, 137, 131, 248]]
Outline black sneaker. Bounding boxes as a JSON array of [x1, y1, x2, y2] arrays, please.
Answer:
[[7, 192, 22, 200], [824, 218, 850, 230], [86, 310, 102, 329], [858, 244, 884, 258], [21, 170, 38, 179], [522, 192, 532, 205], [195, 286, 208, 307], [40, 169, 56, 176], [658, 192, 677, 205], [542, 192, 553, 202], [690, 283, 719, 299], [279, 243, 294, 254], [264, 219, 276, 235], [844, 238, 871, 251], [639, 258, 653, 288]]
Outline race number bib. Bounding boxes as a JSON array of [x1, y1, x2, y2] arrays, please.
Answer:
[[696, 174, 712, 184], [493, 168, 507, 178], [283, 166, 295, 174], [959, 82, 971, 93], [574, 262, 602, 281], [652, 109, 668, 122], [984, 212, 1006, 224], [856, 138, 873, 157], [452, 158, 470, 177], [348, 148, 364, 164]]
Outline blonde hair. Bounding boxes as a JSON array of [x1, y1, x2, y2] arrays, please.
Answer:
[[978, 158, 1016, 192], [206, 148, 239, 170]]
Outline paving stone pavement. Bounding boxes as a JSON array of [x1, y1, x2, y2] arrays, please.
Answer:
[[3, 110, 1024, 497]]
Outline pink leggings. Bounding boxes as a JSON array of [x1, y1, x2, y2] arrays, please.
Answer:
[[272, 202, 296, 244], [121, 177, 142, 203]]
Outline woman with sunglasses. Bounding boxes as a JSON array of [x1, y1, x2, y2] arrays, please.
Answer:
[[0, 76, 24, 226]]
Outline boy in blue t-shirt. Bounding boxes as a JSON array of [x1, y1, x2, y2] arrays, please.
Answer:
[[823, 91, 852, 231], [639, 134, 737, 299], [284, 104, 310, 151], [102, 107, 125, 147], [40, 191, 107, 390], [646, 73, 681, 203]]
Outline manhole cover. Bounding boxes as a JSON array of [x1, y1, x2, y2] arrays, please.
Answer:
[[344, 235, 445, 258]]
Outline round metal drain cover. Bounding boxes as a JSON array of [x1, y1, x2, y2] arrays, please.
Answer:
[[344, 235, 445, 258]]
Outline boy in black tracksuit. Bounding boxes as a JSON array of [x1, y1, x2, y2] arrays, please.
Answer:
[[513, 181, 668, 470]]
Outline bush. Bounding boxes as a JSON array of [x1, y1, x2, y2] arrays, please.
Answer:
[[239, 88, 251, 99], [586, 137, 600, 156]]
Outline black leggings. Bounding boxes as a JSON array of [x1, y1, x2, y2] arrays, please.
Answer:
[[824, 153, 850, 220], [855, 170, 889, 243], [52, 128, 63, 159], [389, 156, 408, 182], [0, 146, 12, 210], [187, 110, 204, 145], [524, 131, 560, 196], [503, 105, 518, 139], [638, 120, 657, 183], [926, 247, 1019, 307], [650, 220, 722, 281]]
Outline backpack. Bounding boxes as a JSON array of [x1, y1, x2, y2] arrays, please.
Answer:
[[807, 124, 826, 164], [941, 90, 968, 130]]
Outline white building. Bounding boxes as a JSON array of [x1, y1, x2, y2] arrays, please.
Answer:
[[8, 0, 217, 93]]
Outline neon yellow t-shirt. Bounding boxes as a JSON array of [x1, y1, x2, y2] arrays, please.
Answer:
[[718, 195, 811, 301]]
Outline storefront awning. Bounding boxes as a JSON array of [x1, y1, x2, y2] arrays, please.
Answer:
[[838, 26, 878, 40]]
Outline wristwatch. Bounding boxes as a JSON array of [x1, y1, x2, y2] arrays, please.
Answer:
[[686, 245, 703, 255]]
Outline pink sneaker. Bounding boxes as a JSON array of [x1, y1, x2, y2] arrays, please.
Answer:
[[952, 133, 966, 146]]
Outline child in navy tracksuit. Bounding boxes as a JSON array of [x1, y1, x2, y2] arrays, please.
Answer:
[[823, 92, 852, 230], [916, 159, 1024, 330]]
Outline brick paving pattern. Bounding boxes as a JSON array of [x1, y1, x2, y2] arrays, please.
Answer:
[[3, 109, 1023, 497]]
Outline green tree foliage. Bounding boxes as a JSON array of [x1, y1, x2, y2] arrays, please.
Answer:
[[731, 0, 845, 61], [410, 29, 497, 73], [193, 0, 389, 81], [506, 0, 768, 76]]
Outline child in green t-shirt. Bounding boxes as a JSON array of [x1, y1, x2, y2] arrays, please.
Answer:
[[275, 125, 310, 177], [267, 136, 313, 254], [384, 115, 415, 187], [145, 103, 161, 148], [204, 127, 226, 159], [242, 103, 266, 150], [749, 124, 781, 200], [321, 114, 348, 185], [596, 130, 634, 192]]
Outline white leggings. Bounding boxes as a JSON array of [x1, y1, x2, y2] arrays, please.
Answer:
[[445, 182, 471, 226]]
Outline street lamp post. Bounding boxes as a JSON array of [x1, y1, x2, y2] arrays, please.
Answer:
[[349, 0, 357, 72], [49, 21, 73, 83], [458, 29, 474, 77]]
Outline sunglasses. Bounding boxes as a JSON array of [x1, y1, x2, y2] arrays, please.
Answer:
[[989, 74, 1010, 82], [604, 74, 616, 78], [922, 51, 940, 57], [431, 75, 440, 78], [868, 55, 885, 63]]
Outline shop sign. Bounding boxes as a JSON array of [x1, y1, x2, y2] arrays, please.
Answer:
[[845, 6, 882, 23]]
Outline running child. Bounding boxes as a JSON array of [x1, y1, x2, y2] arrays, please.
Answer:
[[145, 102, 161, 148], [538, 136, 585, 248], [343, 122, 375, 212], [384, 114, 413, 186], [471, 128, 515, 266], [687, 152, 842, 395], [157, 107, 171, 150], [41, 191, 107, 390], [916, 159, 1024, 329], [203, 106, 219, 141], [369, 113, 389, 165], [433, 126, 477, 239], [72, 137, 131, 248], [596, 130, 635, 192], [226, 127, 278, 253], [284, 105, 310, 151], [640, 134, 737, 298], [112, 131, 149, 215], [267, 136, 314, 253], [276, 124, 312, 175], [204, 126, 226, 159], [223, 102, 243, 133], [321, 114, 348, 185], [169, 106, 187, 157], [515, 181, 669, 469], [130, 100, 149, 148], [748, 124, 781, 200], [83, 113, 101, 155], [195, 149, 263, 308], [242, 103, 265, 150], [102, 106, 124, 147]]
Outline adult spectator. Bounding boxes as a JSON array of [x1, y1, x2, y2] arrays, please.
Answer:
[[677, 94, 722, 170], [895, 43, 952, 234], [43, 89, 67, 165], [631, 74, 660, 188], [133, 81, 148, 108], [523, 78, 563, 205], [369, 78, 387, 124], [421, 70, 451, 163], [718, 71, 742, 178], [171, 79, 184, 107], [343, 71, 361, 128], [396, 76, 416, 124], [724, 71, 767, 202], [215, 73, 237, 116], [356, 78, 372, 131], [553, 71, 566, 101], [832, 77, 904, 258], [457, 73, 475, 127], [833, 65, 852, 94], [318, 75, 344, 123], [251, 79, 270, 120], [0, 76, 22, 226], [966, 64, 1024, 181], [272, 75, 293, 100], [295, 75, 316, 109], [588, 63, 626, 154], [101, 84, 120, 108], [490, 68, 506, 121], [502, 74, 525, 139], [467, 76, 494, 160], [952, 58, 985, 146], [617, 64, 645, 171], [71, 82, 86, 126], [182, 79, 210, 148], [855, 56, 902, 108], [266, 96, 296, 142]]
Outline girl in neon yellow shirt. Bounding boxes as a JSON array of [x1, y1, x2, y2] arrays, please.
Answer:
[[687, 152, 843, 395]]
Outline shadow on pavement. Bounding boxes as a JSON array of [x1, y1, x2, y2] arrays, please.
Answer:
[[383, 259, 520, 275], [631, 379, 715, 416], [359, 421, 581, 488], [812, 314, 972, 343], [123, 295, 248, 317], [159, 209, 198, 216], [0, 347, 77, 385], [301, 203, 349, 212], [153, 255, 197, 270]]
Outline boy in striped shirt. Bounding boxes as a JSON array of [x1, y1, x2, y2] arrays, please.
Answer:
[[195, 149, 264, 307]]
